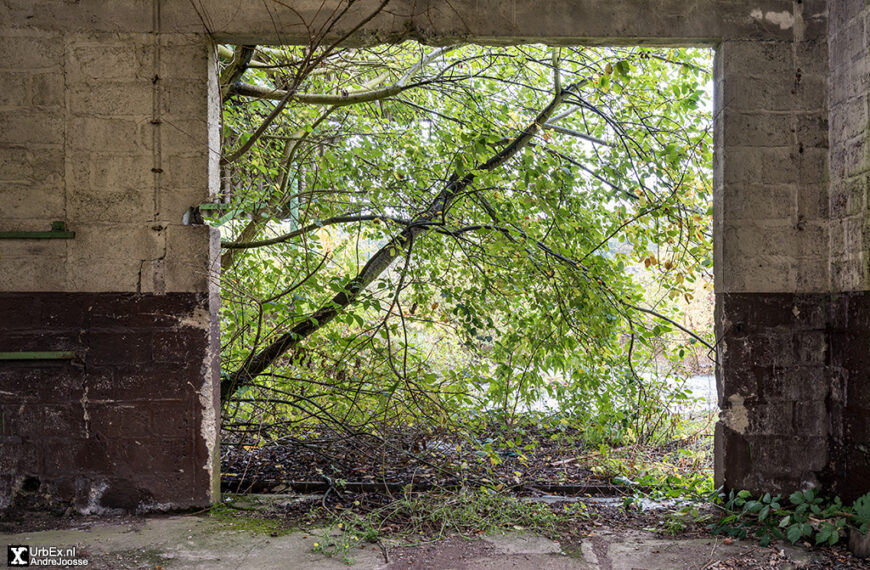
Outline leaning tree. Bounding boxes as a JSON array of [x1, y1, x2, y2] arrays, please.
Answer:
[[213, 5, 713, 446]]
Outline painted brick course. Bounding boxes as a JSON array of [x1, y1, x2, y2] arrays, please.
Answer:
[[0, 293, 216, 512]]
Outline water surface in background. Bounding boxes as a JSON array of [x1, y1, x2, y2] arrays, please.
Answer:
[[521, 373, 718, 414], [682, 374, 717, 410]]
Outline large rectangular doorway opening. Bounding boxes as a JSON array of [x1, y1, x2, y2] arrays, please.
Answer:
[[211, 33, 717, 514]]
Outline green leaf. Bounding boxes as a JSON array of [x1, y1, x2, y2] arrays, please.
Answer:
[[815, 528, 830, 545], [615, 60, 630, 77], [786, 524, 802, 544], [219, 42, 715, 456], [853, 492, 870, 525]]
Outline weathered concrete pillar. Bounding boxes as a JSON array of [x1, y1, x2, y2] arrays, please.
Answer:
[[826, 0, 870, 501], [713, 2, 833, 495], [0, 18, 220, 511], [715, 0, 870, 502]]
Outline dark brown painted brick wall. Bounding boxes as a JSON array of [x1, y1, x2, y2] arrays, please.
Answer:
[[716, 292, 870, 502], [0, 292, 214, 513], [828, 293, 870, 501]]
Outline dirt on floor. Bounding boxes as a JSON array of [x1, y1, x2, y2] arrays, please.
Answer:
[[2, 424, 864, 569], [220, 424, 713, 495], [1, 500, 868, 569]]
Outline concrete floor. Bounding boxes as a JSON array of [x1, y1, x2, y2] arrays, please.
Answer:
[[0, 514, 829, 569]]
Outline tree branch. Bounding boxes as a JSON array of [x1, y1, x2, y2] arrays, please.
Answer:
[[222, 77, 587, 401], [220, 45, 256, 99], [230, 81, 410, 106], [221, 214, 413, 249], [221, 0, 391, 165], [228, 45, 455, 105], [620, 301, 716, 353], [541, 122, 612, 146]]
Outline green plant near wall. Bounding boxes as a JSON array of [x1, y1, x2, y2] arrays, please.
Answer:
[[713, 489, 870, 548]]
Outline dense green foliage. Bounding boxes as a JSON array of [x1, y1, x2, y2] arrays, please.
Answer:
[[215, 37, 713, 446], [712, 489, 870, 547]]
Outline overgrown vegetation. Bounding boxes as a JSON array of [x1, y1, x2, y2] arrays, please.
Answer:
[[309, 487, 590, 563], [215, 1, 715, 470], [211, 486, 596, 565], [200, 2, 815, 560], [712, 489, 870, 548], [207, 10, 870, 561], [210, 482, 870, 566]]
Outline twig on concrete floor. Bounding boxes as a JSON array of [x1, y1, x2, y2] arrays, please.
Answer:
[[377, 540, 390, 564]]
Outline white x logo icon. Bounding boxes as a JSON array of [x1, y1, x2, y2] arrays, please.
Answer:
[[9, 546, 28, 565]]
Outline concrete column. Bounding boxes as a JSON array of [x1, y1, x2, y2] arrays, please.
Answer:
[[0, 24, 220, 512], [715, 0, 870, 502], [826, 0, 870, 501], [713, 16, 834, 493]]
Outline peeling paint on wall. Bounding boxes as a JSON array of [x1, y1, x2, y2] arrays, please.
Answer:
[[78, 482, 110, 516], [724, 393, 749, 434], [178, 306, 211, 329], [80, 386, 90, 439], [750, 9, 795, 30], [198, 338, 218, 499]]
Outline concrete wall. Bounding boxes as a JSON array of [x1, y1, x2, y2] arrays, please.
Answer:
[[0, 14, 221, 511], [0, 0, 867, 511], [830, 0, 870, 292]]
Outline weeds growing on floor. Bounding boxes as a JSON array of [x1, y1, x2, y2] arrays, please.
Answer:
[[305, 487, 593, 563]]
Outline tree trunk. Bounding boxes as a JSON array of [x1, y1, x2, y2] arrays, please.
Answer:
[[221, 81, 580, 402]]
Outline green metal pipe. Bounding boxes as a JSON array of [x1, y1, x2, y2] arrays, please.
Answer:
[[0, 221, 75, 239], [0, 351, 76, 360]]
